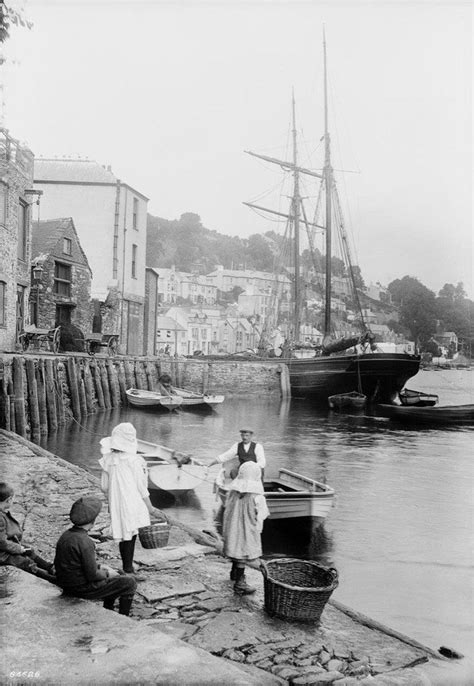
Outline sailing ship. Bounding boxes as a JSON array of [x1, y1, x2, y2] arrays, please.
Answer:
[[244, 33, 420, 403]]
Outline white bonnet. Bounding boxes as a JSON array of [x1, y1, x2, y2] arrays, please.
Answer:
[[100, 422, 137, 455]]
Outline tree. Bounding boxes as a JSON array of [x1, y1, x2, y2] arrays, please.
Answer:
[[388, 276, 437, 344]]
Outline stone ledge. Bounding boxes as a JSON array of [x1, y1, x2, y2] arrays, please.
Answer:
[[0, 568, 280, 685]]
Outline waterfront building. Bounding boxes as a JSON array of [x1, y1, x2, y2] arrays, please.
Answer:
[[0, 128, 35, 352], [33, 158, 148, 354], [30, 217, 92, 333]]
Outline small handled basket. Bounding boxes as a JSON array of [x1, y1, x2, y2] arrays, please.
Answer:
[[138, 522, 170, 549], [261, 558, 338, 623]]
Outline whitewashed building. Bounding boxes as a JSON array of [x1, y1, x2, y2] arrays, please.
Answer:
[[34, 158, 148, 354]]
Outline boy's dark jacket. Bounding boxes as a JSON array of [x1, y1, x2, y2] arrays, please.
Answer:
[[54, 526, 109, 590], [0, 510, 23, 562]]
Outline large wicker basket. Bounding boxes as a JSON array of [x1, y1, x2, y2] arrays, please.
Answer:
[[261, 558, 338, 622], [138, 522, 170, 549]]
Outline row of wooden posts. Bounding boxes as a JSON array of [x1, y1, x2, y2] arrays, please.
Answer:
[[0, 355, 177, 439]]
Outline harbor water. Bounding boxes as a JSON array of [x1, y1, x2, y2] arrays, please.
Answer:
[[39, 368, 473, 659]]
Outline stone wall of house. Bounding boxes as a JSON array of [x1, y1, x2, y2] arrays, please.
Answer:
[[0, 130, 34, 353], [36, 256, 92, 333]]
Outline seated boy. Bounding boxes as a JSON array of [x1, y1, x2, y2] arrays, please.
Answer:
[[54, 495, 137, 616], [0, 481, 56, 583]]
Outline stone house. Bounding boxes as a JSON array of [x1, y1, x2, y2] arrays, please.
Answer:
[[156, 315, 187, 357], [30, 218, 92, 332], [0, 128, 35, 352], [33, 158, 148, 354]]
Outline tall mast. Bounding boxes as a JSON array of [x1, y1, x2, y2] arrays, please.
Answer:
[[292, 89, 301, 342], [323, 28, 332, 337]]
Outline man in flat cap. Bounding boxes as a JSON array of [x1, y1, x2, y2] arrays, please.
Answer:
[[207, 428, 265, 477]]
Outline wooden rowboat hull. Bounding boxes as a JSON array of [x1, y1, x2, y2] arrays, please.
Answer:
[[126, 388, 183, 410], [217, 467, 334, 522], [137, 438, 206, 494], [378, 403, 474, 425]]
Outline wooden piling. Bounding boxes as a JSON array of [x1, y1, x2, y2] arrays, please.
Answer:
[[279, 363, 291, 399], [123, 359, 134, 391], [99, 360, 111, 409], [67, 357, 81, 421], [83, 359, 95, 415], [144, 360, 154, 390], [0, 379, 10, 431], [106, 359, 120, 407], [91, 361, 105, 409], [54, 360, 66, 425], [36, 359, 48, 435], [78, 375, 88, 420], [9, 392, 16, 433], [44, 359, 58, 432], [134, 360, 144, 389], [116, 360, 127, 403], [25, 358, 40, 436]]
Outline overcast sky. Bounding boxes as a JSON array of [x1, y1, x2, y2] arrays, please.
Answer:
[[3, 0, 472, 296]]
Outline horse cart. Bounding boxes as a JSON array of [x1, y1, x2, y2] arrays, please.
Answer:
[[83, 333, 119, 356], [19, 326, 61, 354]]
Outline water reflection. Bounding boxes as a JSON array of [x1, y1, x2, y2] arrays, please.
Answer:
[[38, 369, 474, 656]]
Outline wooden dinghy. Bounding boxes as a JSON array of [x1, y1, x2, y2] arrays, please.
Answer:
[[216, 461, 334, 523], [173, 387, 225, 409], [328, 391, 367, 411], [399, 388, 439, 407], [377, 403, 474, 426], [126, 388, 183, 410], [137, 438, 207, 494]]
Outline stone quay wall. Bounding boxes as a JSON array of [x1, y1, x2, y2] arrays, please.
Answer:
[[0, 353, 284, 439]]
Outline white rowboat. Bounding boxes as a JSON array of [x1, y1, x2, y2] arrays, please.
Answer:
[[126, 388, 183, 410], [216, 463, 334, 522], [173, 387, 225, 408], [137, 438, 207, 494]]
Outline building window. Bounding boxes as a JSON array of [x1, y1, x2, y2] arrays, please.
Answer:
[[0, 281, 6, 326], [132, 244, 137, 278], [17, 200, 28, 261], [54, 262, 72, 297], [63, 237, 72, 255], [132, 197, 139, 230]]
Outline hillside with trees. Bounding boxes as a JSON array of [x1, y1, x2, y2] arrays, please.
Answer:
[[147, 212, 473, 354]]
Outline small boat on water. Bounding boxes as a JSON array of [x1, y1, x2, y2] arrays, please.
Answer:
[[216, 463, 334, 523], [173, 387, 225, 409], [328, 391, 367, 411], [137, 438, 207, 494], [399, 388, 439, 407], [377, 403, 474, 426], [126, 388, 183, 410]]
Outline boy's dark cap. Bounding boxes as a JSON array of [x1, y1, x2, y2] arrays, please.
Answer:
[[70, 496, 102, 526]]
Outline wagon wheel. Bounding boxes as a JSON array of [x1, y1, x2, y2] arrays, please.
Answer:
[[107, 336, 118, 356], [20, 333, 30, 352], [51, 327, 61, 354]]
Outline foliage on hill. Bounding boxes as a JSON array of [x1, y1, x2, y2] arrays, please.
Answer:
[[388, 276, 473, 351], [146, 212, 363, 283], [146, 212, 280, 273]]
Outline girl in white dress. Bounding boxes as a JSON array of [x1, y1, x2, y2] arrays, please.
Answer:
[[99, 423, 164, 575]]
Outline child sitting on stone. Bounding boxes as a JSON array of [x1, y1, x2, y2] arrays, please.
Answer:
[[222, 462, 269, 595], [0, 481, 56, 583], [54, 495, 137, 616]]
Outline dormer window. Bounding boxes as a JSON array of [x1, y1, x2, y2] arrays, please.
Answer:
[[63, 237, 72, 255]]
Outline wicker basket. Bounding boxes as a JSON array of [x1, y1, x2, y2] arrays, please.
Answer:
[[138, 522, 170, 549], [261, 558, 338, 622]]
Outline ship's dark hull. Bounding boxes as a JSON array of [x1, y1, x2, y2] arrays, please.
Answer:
[[288, 353, 421, 404]]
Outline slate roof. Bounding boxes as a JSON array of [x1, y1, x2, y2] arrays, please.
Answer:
[[157, 316, 186, 331], [31, 218, 92, 273], [34, 159, 117, 184]]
